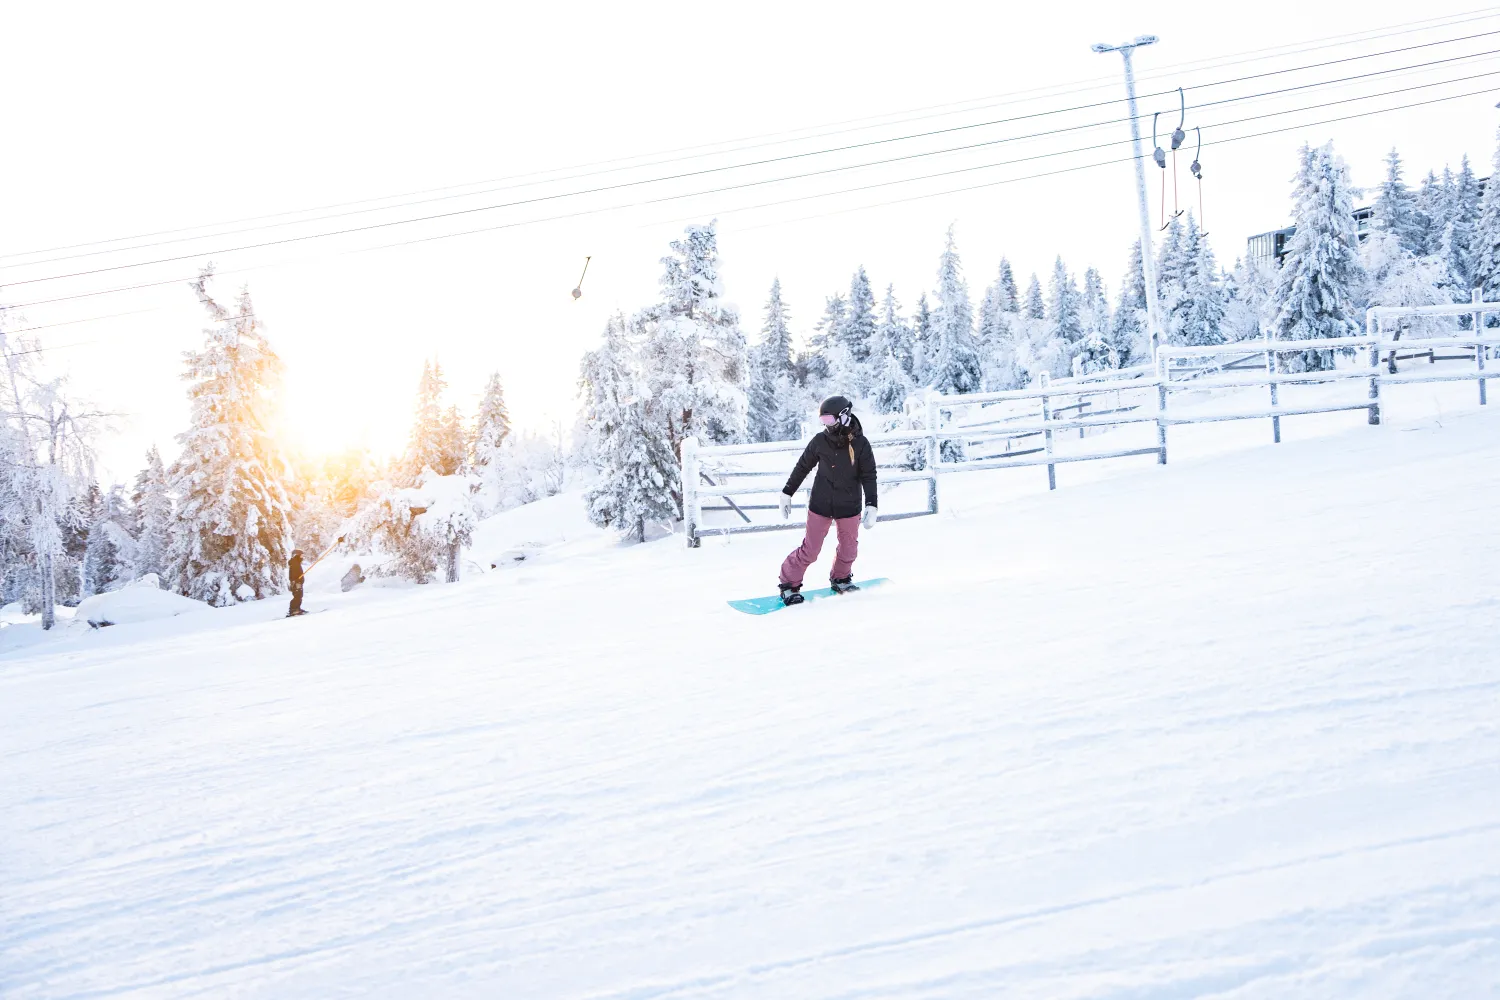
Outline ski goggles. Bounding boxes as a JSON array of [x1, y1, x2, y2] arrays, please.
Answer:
[[819, 414, 837, 425]]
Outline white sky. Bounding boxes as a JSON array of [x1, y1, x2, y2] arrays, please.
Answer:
[[3, 1, 1498, 482]]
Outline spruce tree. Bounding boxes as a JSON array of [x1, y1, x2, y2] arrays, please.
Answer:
[[130, 445, 172, 580], [1361, 231, 1451, 335], [1271, 143, 1365, 371], [82, 486, 134, 597], [978, 265, 1020, 390], [1046, 256, 1084, 350], [439, 404, 468, 476], [1074, 267, 1115, 374], [641, 221, 749, 450], [1109, 240, 1148, 367], [874, 284, 915, 380], [748, 278, 801, 443], [1155, 215, 1187, 344], [166, 270, 293, 605], [1173, 213, 1226, 347], [927, 226, 983, 395], [580, 314, 679, 541], [1374, 149, 1423, 254], [997, 257, 1020, 314], [1472, 130, 1500, 305], [472, 373, 511, 472], [1446, 155, 1483, 300], [1024, 274, 1045, 320], [843, 267, 877, 367], [401, 361, 449, 483], [910, 293, 934, 383]]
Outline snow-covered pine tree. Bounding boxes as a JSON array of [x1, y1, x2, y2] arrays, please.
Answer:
[[1471, 131, 1500, 307], [1154, 215, 1188, 345], [1416, 168, 1449, 257], [1374, 149, 1423, 254], [81, 485, 135, 597], [439, 404, 468, 476], [641, 222, 749, 450], [927, 226, 983, 395], [130, 444, 172, 580], [1442, 155, 1484, 304], [1046, 256, 1084, 351], [874, 284, 915, 383], [166, 269, 294, 606], [1109, 240, 1148, 366], [996, 258, 1020, 314], [870, 349, 913, 416], [1271, 143, 1366, 371], [747, 278, 803, 443], [1172, 213, 1225, 347], [580, 313, 679, 540], [1361, 231, 1451, 336], [909, 293, 934, 384], [843, 267, 877, 369], [802, 291, 845, 388], [1071, 266, 1116, 375], [471, 372, 512, 479], [400, 361, 449, 483], [1222, 256, 1275, 342], [978, 265, 1022, 390], [1023, 274, 1045, 320]]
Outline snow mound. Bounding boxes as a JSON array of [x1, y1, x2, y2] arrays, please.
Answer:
[[72, 586, 210, 627], [469, 489, 605, 568]]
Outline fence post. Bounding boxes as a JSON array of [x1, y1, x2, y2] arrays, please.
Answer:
[[681, 436, 701, 548], [1263, 326, 1282, 443], [1155, 352, 1169, 465], [1475, 288, 1488, 406], [925, 391, 941, 514], [1039, 373, 1056, 490], [1366, 308, 1381, 426]]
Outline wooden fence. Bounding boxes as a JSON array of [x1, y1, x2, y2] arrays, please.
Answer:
[[681, 296, 1500, 548]]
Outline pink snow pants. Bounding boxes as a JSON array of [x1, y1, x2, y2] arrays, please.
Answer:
[[779, 512, 860, 587]]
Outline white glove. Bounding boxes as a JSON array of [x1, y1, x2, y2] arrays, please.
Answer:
[[861, 506, 877, 530], [779, 492, 792, 519]]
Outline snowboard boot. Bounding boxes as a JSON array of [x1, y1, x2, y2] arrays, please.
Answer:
[[830, 576, 860, 595], [778, 582, 805, 607]]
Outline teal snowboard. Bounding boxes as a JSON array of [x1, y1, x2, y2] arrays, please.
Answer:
[[728, 577, 891, 615]]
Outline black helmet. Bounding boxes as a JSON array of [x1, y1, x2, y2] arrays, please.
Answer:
[[819, 395, 854, 429]]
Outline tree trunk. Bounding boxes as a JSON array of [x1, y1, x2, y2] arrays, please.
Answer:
[[636, 518, 646, 544], [40, 551, 56, 631], [445, 541, 460, 583]]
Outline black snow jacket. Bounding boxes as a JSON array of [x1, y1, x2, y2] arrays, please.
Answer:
[[783, 418, 878, 519], [288, 553, 305, 588]]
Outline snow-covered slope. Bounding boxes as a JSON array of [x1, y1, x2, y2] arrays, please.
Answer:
[[3, 399, 1499, 997]]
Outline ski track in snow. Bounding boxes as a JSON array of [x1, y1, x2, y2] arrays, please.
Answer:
[[3, 397, 1500, 997]]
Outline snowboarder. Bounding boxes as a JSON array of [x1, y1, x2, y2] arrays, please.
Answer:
[[287, 548, 306, 617], [776, 395, 878, 606]]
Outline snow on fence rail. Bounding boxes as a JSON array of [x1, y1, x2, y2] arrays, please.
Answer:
[[681, 293, 1500, 547]]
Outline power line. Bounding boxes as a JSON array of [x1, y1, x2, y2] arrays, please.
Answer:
[[6, 21, 1500, 275], [739, 84, 1500, 232], [10, 72, 1496, 321], [6, 44, 1490, 275], [8, 53, 1500, 297]]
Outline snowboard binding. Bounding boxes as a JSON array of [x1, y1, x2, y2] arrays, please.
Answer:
[[830, 576, 860, 595], [778, 583, 804, 607]]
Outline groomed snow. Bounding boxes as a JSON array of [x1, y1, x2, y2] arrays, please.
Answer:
[[3, 393, 1499, 997]]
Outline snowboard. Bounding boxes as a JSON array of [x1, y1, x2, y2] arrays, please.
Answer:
[[728, 577, 890, 615]]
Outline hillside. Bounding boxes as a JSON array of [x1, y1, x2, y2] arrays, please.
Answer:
[[3, 394, 1499, 997]]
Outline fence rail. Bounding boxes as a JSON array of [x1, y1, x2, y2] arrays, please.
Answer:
[[681, 293, 1500, 547]]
